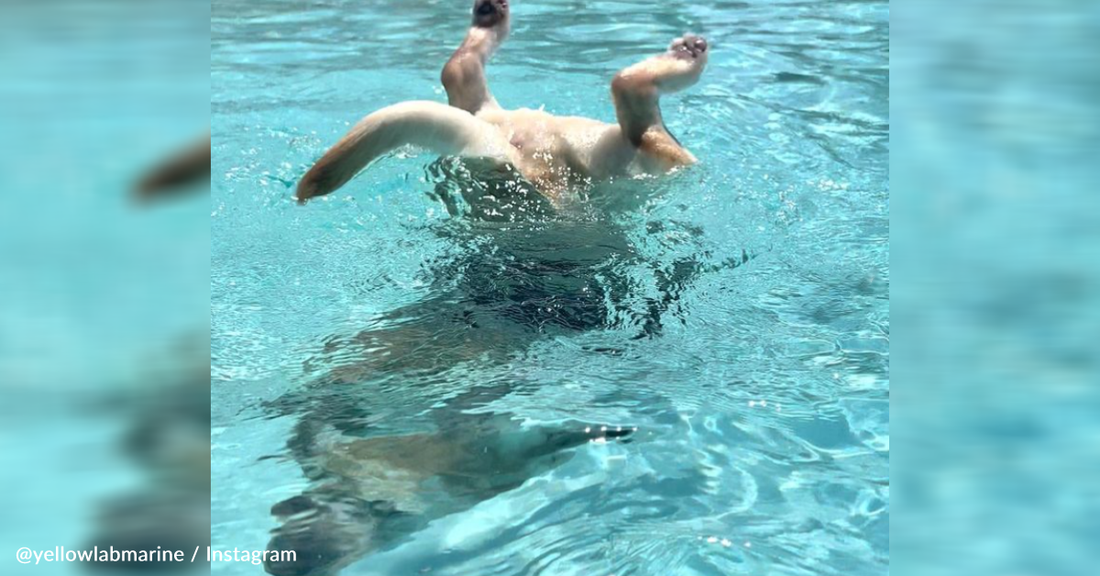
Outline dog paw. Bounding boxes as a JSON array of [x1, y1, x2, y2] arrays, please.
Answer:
[[472, 0, 509, 28], [668, 33, 708, 61]]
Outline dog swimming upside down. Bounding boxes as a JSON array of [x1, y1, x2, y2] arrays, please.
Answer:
[[295, 0, 709, 206]]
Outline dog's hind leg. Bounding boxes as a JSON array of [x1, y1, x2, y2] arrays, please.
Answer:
[[441, 0, 511, 114], [589, 34, 711, 173], [296, 101, 515, 202], [611, 34, 709, 145]]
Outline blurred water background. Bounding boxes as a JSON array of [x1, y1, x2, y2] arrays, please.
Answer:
[[1, 1, 208, 574], [892, 1, 1100, 575]]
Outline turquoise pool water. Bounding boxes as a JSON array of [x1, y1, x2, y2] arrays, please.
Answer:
[[211, 1, 888, 575]]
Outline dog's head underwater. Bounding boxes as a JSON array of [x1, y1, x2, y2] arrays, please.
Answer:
[[262, 423, 634, 576], [264, 495, 422, 576]]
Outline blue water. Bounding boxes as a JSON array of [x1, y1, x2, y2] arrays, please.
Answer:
[[211, 1, 888, 575]]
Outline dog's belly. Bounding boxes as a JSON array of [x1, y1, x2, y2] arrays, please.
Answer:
[[478, 108, 594, 198]]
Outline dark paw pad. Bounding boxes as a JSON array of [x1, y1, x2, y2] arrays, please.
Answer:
[[670, 34, 708, 59], [473, 0, 509, 28]]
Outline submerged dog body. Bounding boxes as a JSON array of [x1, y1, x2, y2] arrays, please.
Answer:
[[295, 0, 708, 205]]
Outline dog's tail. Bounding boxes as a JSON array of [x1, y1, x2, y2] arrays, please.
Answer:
[[297, 100, 514, 203]]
